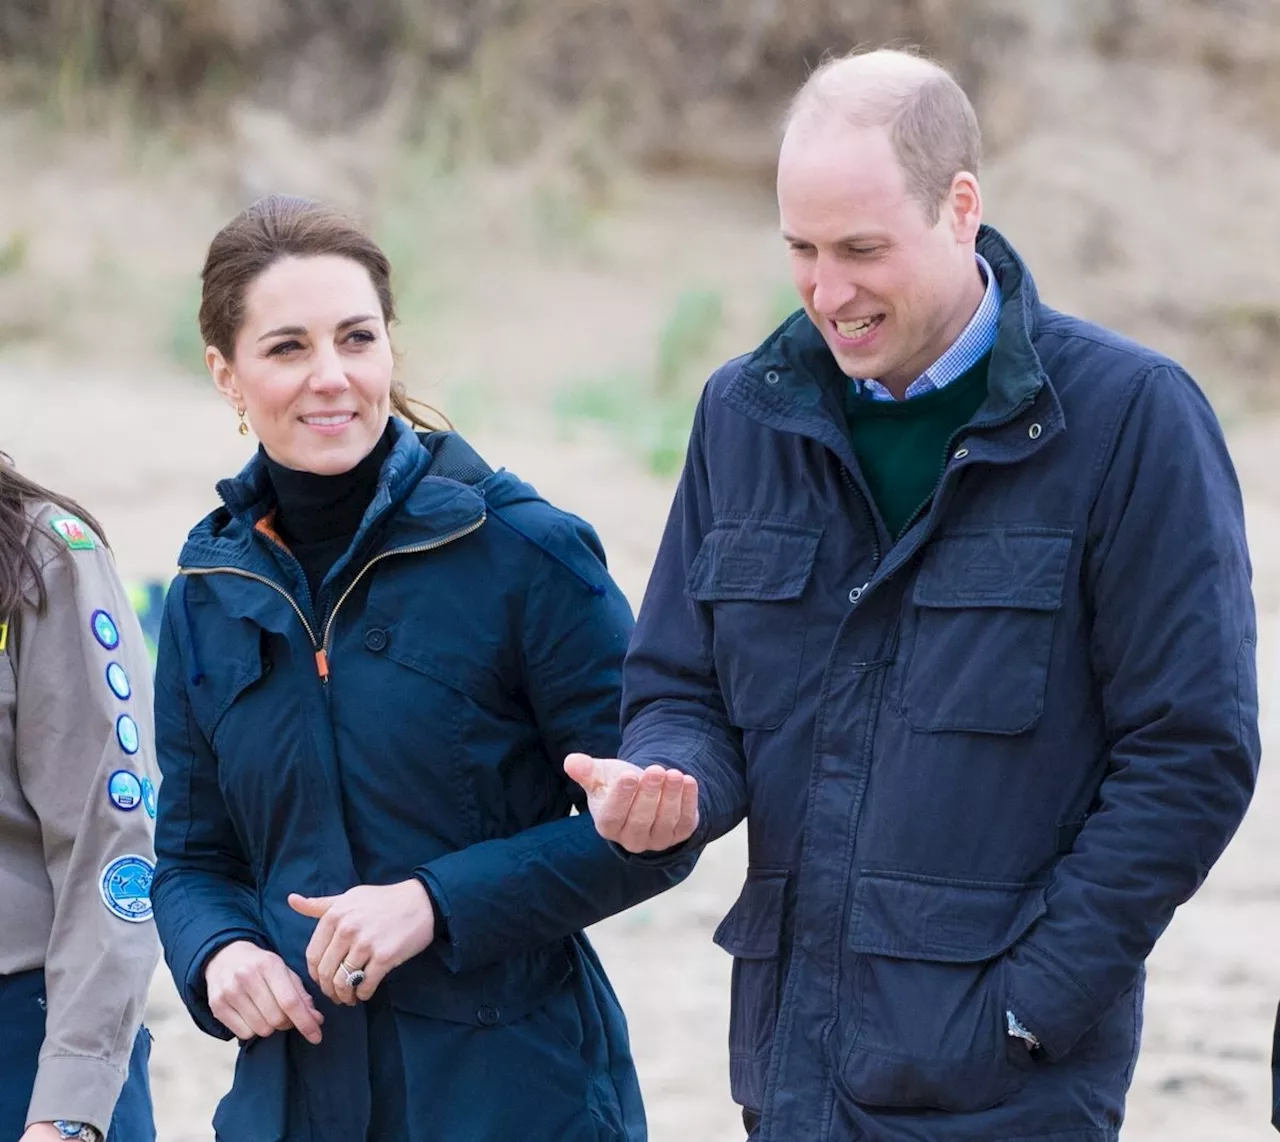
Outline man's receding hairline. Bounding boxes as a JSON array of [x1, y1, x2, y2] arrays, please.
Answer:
[[782, 48, 982, 225], [786, 49, 957, 138]]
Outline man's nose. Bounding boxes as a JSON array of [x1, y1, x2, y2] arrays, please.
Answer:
[[811, 258, 857, 317]]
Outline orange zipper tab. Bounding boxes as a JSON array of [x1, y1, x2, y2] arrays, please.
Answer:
[[315, 649, 330, 680]]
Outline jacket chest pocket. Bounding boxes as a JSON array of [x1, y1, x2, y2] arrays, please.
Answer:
[[899, 528, 1073, 735], [688, 522, 821, 731]]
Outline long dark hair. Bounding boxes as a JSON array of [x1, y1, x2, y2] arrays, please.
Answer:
[[199, 194, 447, 431], [0, 454, 107, 616]]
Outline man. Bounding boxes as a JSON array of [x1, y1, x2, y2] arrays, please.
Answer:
[[565, 48, 1261, 1142]]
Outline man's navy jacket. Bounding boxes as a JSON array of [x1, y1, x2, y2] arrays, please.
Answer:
[[620, 226, 1261, 1141]]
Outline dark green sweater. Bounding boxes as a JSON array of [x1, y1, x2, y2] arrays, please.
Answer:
[[844, 354, 991, 538]]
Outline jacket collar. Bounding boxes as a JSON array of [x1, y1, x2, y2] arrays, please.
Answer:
[[179, 418, 486, 573], [722, 225, 1062, 455]]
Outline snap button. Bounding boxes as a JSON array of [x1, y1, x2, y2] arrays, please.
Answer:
[[364, 627, 389, 652], [953, 447, 970, 460], [764, 369, 781, 386], [1028, 423, 1043, 440], [476, 1005, 501, 1026]]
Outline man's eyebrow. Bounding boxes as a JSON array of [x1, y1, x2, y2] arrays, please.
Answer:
[[781, 232, 889, 244]]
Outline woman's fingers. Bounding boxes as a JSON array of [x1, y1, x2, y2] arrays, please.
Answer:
[[244, 969, 294, 1032], [264, 959, 325, 1044], [304, 909, 336, 991], [291, 881, 438, 1006], [315, 917, 363, 1005], [204, 941, 325, 1044], [209, 996, 258, 1042]]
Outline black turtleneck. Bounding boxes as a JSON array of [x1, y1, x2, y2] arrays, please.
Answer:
[[261, 419, 397, 603]]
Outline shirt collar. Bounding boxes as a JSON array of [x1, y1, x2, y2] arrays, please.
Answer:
[[853, 253, 1001, 402]]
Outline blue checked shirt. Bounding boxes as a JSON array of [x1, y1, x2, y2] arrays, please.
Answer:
[[852, 254, 1001, 401]]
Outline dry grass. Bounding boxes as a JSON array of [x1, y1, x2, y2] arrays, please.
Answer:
[[0, 1, 1021, 163]]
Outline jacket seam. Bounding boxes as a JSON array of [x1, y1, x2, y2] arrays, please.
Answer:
[[1082, 362, 1161, 541]]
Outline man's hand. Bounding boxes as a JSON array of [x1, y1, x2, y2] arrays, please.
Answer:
[[564, 753, 699, 853], [20, 1125, 68, 1142], [289, 880, 436, 1006], [204, 940, 324, 1045]]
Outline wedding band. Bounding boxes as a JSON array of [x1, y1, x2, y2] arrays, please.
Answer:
[[339, 959, 366, 989]]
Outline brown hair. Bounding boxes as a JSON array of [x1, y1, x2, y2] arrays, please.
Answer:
[[198, 194, 448, 430], [0, 455, 107, 617], [786, 48, 982, 225]]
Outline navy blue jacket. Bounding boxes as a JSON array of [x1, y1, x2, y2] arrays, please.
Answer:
[[152, 422, 688, 1141], [620, 227, 1261, 1141]]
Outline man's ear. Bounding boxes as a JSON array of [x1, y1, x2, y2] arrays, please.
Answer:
[[947, 171, 983, 244]]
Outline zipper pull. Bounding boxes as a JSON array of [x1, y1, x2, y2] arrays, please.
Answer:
[[315, 648, 330, 681]]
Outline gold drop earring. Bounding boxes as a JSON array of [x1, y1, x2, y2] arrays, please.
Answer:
[[237, 407, 249, 437]]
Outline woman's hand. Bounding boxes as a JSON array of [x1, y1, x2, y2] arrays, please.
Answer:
[[289, 880, 436, 1005], [20, 1125, 66, 1142], [204, 939, 325, 1044]]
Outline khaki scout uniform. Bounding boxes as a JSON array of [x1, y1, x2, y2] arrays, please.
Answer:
[[0, 503, 159, 1134]]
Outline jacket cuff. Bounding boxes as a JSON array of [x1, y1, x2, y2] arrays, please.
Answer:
[[27, 1053, 126, 1135], [414, 868, 464, 972], [1005, 942, 1105, 1061]]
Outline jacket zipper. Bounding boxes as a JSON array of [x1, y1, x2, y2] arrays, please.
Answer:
[[179, 513, 486, 682], [179, 565, 322, 671], [839, 466, 881, 601]]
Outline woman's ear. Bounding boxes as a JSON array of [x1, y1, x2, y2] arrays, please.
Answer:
[[207, 345, 242, 411]]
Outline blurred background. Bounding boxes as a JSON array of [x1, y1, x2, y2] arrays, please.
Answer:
[[2, 1, 1278, 1138]]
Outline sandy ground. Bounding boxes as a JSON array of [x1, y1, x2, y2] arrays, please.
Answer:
[[4, 352, 1278, 1140]]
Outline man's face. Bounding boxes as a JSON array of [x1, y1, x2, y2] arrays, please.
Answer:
[[777, 120, 982, 393]]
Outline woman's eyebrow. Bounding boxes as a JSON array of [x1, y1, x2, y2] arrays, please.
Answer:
[[257, 314, 377, 341]]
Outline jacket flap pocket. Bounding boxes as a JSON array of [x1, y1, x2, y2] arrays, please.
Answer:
[[183, 610, 267, 739], [914, 528, 1073, 611], [381, 621, 506, 706], [713, 869, 789, 959], [849, 873, 1046, 962], [689, 523, 821, 603]]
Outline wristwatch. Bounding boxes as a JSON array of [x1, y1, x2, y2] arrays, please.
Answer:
[[53, 1123, 102, 1142]]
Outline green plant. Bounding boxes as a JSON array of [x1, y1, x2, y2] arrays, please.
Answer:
[[555, 287, 725, 476], [767, 281, 801, 331], [166, 276, 206, 377], [0, 232, 29, 276]]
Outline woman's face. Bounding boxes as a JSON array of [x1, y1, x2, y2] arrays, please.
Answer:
[[208, 255, 394, 474]]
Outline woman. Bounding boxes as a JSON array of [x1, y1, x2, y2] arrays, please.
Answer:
[[0, 459, 158, 1142], [151, 195, 691, 1142]]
